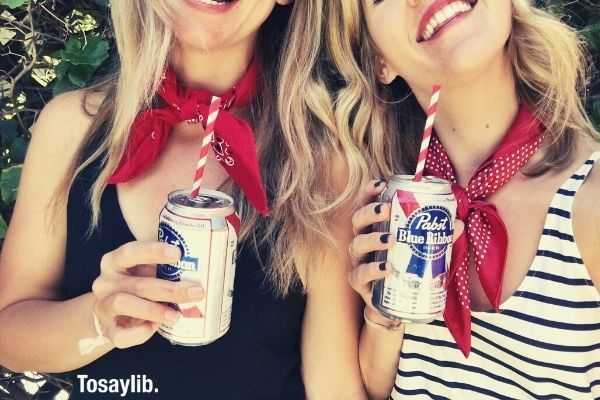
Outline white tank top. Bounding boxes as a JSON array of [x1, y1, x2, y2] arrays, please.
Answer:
[[392, 152, 600, 400]]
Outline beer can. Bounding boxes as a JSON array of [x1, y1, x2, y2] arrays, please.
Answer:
[[372, 175, 457, 323], [157, 189, 238, 346]]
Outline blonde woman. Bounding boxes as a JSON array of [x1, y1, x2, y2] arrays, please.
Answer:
[[0, 1, 368, 399], [328, 0, 600, 399]]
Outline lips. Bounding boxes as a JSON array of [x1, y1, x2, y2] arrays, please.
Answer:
[[184, 0, 238, 12], [195, 0, 235, 5], [417, 0, 478, 43]]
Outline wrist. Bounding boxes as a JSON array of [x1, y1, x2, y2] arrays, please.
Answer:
[[363, 307, 404, 334]]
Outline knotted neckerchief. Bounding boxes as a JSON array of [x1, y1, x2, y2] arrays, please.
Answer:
[[425, 104, 544, 356]]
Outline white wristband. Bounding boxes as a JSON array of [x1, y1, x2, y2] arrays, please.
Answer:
[[78, 312, 110, 355]]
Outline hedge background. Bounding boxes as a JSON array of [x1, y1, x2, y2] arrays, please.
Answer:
[[0, 0, 599, 399]]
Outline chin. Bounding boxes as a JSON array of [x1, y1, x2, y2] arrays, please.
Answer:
[[176, 27, 233, 51], [428, 36, 508, 85]]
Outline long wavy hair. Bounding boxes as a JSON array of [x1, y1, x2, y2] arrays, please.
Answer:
[[327, 0, 600, 177], [61, 1, 369, 295]]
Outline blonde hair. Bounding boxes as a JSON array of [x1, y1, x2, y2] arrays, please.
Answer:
[[63, 1, 369, 295], [327, 0, 600, 177]]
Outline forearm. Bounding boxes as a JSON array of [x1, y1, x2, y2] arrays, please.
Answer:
[[0, 293, 113, 373], [359, 316, 404, 400]]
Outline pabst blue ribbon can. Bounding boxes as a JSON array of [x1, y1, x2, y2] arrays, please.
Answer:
[[372, 176, 457, 323], [157, 189, 239, 346]]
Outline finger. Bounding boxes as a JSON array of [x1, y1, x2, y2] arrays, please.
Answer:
[[352, 202, 391, 235], [119, 276, 204, 304], [349, 232, 394, 261], [357, 179, 387, 206], [349, 262, 392, 298], [454, 220, 465, 242], [101, 242, 181, 274], [110, 321, 158, 349], [105, 292, 181, 325], [129, 264, 157, 278]]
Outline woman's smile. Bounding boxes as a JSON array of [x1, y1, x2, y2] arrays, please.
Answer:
[[184, 0, 240, 14], [417, 0, 478, 43]]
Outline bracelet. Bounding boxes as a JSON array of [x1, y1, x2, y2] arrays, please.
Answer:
[[78, 312, 111, 355], [363, 308, 404, 332]]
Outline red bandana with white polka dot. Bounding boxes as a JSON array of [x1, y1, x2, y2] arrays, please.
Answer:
[[424, 104, 544, 357]]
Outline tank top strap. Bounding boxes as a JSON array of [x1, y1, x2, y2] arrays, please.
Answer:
[[548, 151, 600, 215]]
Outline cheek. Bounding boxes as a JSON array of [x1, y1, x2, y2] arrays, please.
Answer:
[[483, 0, 512, 45], [365, 9, 414, 69]]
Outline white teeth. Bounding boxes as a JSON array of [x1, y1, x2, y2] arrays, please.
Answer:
[[421, 1, 473, 41], [197, 0, 228, 5]]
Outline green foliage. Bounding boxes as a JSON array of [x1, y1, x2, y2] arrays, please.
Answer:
[[0, 0, 113, 246], [53, 36, 110, 94]]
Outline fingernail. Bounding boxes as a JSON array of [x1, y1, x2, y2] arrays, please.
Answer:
[[374, 179, 385, 188], [165, 309, 180, 325], [187, 286, 204, 299], [374, 203, 382, 214], [380, 234, 391, 244], [379, 262, 387, 271]]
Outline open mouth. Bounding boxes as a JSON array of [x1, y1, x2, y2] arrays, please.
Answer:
[[417, 0, 478, 43], [196, 0, 236, 5], [186, 0, 238, 8]]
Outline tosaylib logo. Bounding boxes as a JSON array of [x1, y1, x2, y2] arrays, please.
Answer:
[[77, 374, 158, 397]]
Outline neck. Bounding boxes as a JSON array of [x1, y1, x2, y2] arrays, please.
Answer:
[[412, 55, 519, 186], [171, 35, 256, 94]]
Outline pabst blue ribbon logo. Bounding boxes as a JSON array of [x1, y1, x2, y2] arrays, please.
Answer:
[[157, 222, 199, 281], [397, 205, 453, 278]]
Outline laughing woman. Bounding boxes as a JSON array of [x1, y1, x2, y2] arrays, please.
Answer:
[[328, 0, 600, 399], [0, 1, 368, 399]]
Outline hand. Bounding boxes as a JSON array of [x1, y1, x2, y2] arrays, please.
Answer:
[[91, 241, 205, 349], [348, 179, 394, 310], [348, 180, 465, 315]]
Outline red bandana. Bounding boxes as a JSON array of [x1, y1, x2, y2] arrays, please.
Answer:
[[108, 61, 269, 215], [425, 104, 544, 357]]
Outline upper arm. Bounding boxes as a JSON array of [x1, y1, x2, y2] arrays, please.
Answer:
[[573, 157, 600, 290], [301, 157, 367, 399], [0, 90, 96, 310]]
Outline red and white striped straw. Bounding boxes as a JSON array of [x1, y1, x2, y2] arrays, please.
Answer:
[[413, 84, 441, 182], [190, 96, 222, 198]]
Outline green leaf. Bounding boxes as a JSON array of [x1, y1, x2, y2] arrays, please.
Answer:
[[0, 214, 6, 240], [0, 120, 18, 146], [59, 37, 109, 66], [0, 165, 22, 204], [54, 61, 70, 80], [68, 64, 96, 88], [52, 77, 76, 96], [9, 137, 27, 163], [0, 0, 28, 10]]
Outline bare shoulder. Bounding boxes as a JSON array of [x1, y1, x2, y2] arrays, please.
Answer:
[[572, 140, 600, 289], [21, 87, 108, 209], [32, 88, 105, 148]]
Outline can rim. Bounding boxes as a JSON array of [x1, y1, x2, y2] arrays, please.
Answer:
[[166, 189, 235, 218], [385, 175, 453, 195]]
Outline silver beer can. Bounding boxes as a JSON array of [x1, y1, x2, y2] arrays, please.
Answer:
[[157, 189, 238, 346], [372, 175, 457, 323]]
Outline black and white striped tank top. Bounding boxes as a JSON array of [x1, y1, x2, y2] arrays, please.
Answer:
[[392, 152, 600, 400]]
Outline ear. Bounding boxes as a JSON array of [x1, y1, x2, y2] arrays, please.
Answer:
[[276, 0, 293, 5], [376, 56, 397, 85]]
